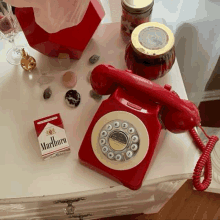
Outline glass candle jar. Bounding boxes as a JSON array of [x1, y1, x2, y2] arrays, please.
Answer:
[[121, 0, 154, 44], [125, 22, 175, 80]]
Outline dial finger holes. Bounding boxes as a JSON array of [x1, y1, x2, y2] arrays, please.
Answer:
[[106, 124, 113, 131], [102, 146, 108, 153], [115, 154, 122, 161], [114, 121, 120, 128], [128, 127, 135, 134], [99, 120, 140, 162], [108, 152, 114, 159], [99, 139, 106, 146], [122, 122, 128, 129], [131, 135, 139, 143], [101, 130, 107, 137], [131, 144, 138, 151], [126, 151, 133, 158]]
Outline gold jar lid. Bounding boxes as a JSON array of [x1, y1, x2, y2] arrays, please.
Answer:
[[121, 0, 154, 14], [131, 22, 175, 57]]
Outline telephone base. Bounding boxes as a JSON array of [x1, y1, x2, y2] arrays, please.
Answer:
[[78, 87, 163, 190]]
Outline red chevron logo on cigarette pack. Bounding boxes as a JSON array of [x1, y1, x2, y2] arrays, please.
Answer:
[[34, 113, 70, 160]]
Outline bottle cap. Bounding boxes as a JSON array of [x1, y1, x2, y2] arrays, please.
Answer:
[[122, 0, 154, 14]]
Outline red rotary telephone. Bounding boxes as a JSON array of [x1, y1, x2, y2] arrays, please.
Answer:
[[78, 64, 219, 191]]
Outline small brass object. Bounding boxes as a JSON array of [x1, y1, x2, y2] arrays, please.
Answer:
[[20, 48, 36, 71]]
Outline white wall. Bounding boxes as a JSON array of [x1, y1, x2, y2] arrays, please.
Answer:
[[99, 0, 112, 23], [107, 0, 220, 106]]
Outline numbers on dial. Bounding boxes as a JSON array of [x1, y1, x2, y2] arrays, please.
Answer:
[[128, 127, 135, 134], [101, 130, 107, 137], [131, 144, 138, 151], [106, 124, 113, 131], [131, 135, 139, 143], [122, 122, 128, 129], [114, 121, 120, 128], [99, 139, 106, 146], [126, 151, 133, 158], [102, 146, 108, 153], [108, 152, 114, 159], [115, 154, 122, 161]]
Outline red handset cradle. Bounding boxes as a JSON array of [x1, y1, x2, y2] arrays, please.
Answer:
[[91, 64, 201, 133]]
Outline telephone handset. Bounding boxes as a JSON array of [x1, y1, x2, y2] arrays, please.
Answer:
[[90, 64, 200, 133], [79, 64, 219, 191]]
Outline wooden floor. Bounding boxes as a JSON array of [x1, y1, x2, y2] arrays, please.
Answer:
[[100, 180, 220, 220]]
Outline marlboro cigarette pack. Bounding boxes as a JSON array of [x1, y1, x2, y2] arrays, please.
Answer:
[[34, 113, 70, 160]]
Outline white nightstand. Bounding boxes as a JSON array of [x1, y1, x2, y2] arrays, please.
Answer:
[[0, 22, 200, 220]]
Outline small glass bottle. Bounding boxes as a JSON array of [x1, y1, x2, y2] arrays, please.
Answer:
[[121, 0, 154, 44], [125, 22, 176, 80]]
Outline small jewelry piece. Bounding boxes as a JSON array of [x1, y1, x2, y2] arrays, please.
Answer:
[[65, 90, 81, 108], [43, 87, 52, 100], [89, 55, 100, 64], [20, 48, 36, 71], [62, 71, 77, 88], [90, 90, 102, 101]]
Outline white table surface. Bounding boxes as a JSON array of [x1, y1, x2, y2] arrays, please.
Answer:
[[0, 22, 201, 201]]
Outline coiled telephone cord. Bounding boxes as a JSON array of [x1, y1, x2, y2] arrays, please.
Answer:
[[189, 127, 219, 191]]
